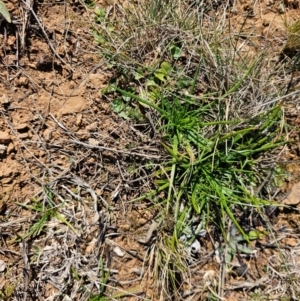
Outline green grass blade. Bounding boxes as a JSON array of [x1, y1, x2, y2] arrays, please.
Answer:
[[0, 0, 11, 23]]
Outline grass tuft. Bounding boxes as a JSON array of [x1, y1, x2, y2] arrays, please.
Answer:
[[93, 0, 292, 298], [283, 19, 300, 53]]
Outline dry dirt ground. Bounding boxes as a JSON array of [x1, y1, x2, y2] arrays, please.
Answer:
[[0, 0, 300, 300]]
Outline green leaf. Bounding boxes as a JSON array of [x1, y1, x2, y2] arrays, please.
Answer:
[[16, 202, 43, 212], [248, 230, 260, 240], [237, 244, 255, 255], [139, 90, 157, 104], [170, 45, 181, 59], [118, 111, 130, 119], [122, 94, 131, 102], [225, 247, 235, 264], [55, 212, 77, 234], [111, 98, 124, 113], [0, 0, 11, 23], [93, 34, 105, 45], [71, 266, 80, 281], [178, 77, 192, 89], [94, 7, 106, 19], [154, 71, 166, 81], [105, 84, 117, 93], [115, 87, 165, 115], [134, 71, 144, 80], [161, 61, 172, 73], [146, 79, 158, 86], [154, 62, 172, 82]]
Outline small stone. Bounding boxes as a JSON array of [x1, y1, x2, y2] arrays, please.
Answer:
[[88, 138, 100, 146], [0, 94, 10, 105], [233, 263, 249, 277], [113, 246, 125, 257], [6, 143, 15, 154], [119, 224, 130, 231], [76, 113, 82, 126], [4, 2, 14, 10], [190, 239, 201, 254], [86, 122, 98, 131], [0, 132, 11, 144], [283, 238, 298, 247], [0, 144, 6, 155], [77, 130, 90, 140], [85, 238, 97, 255], [18, 133, 29, 139], [43, 128, 52, 141], [14, 123, 28, 131], [14, 76, 29, 87], [18, 77, 29, 87], [0, 260, 6, 272], [7, 36, 16, 46], [131, 268, 144, 276], [283, 182, 300, 205]]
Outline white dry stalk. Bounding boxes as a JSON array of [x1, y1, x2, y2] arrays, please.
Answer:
[[68, 138, 161, 159], [255, 88, 300, 108], [226, 276, 268, 290], [20, 0, 33, 49]]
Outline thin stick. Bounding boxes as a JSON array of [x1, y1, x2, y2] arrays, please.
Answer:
[[66, 138, 161, 159], [255, 88, 300, 108]]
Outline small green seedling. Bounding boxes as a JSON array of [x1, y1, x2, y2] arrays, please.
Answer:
[[169, 45, 182, 60], [153, 61, 172, 82], [94, 7, 106, 23]]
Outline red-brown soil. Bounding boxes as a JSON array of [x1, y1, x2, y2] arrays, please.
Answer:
[[0, 0, 300, 300]]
